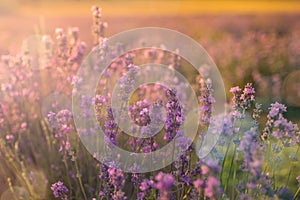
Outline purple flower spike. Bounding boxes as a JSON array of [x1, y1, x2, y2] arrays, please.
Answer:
[[164, 89, 183, 142], [51, 181, 69, 200]]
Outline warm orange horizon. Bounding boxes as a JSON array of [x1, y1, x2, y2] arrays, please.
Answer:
[[1, 0, 300, 17]]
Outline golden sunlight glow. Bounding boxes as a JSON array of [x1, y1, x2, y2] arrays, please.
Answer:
[[17, 1, 300, 17]]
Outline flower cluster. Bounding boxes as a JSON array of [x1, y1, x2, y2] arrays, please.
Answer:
[[129, 100, 151, 127], [263, 102, 300, 146], [47, 109, 73, 153], [230, 83, 255, 118], [51, 181, 69, 200]]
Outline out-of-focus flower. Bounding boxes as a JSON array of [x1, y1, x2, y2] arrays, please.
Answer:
[[275, 187, 294, 200], [112, 190, 127, 200], [155, 172, 175, 200], [239, 128, 264, 176], [193, 179, 204, 190], [204, 176, 222, 199], [297, 176, 300, 185]]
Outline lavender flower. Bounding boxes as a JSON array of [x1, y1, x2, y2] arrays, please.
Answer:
[[180, 174, 192, 186], [240, 83, 255, 110], [230, 86, 242, 109], [188, 188, 200, 200], [129, 100, 151, 126], [155, 172, 175, 200], [55, 28, 68, 59], [263, 102, 299, 146], [99, 163, 109, 180], [204, 176, 222, 199], [56, 109, 73, 126], [125, 53, 134, 66], [252, 103, 262, 125], [47, 111, 58, 128], [230, 83, 255, 118], [272, 116, 299, 146], [268, 102, 286, 119], [104, 106, 118, 145], [191, 161, 203, 177], [238, 128, 274, 197], [129, 163, 143, 187], [141, 138, 158, 153], [164, 89, 183, 142], [112, 190, 127, 200], [108, 167, 125, 190], [94, 94, 107, 121], [173, 139, 192, 176], [199, 78, 215, 126], [239, 128, 264, 176], [137, 179, 154, 200], [205, 159, 222, 175], [106, 167, 127, 200], [91, 6, 108, 45], [51, 181, 69, 200], [193, 179, 204, 190], [0, 103, 7, 132], [275, 187, 293, 200]]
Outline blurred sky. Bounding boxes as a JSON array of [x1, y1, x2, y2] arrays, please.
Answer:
[[1, 0, 300, 16], [0, 0, 299, 53]]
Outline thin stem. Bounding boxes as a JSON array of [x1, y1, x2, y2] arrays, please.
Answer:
[[7, 178, 18, 200], [273, 168, 276, 190], [63, 159, 72, 198], [220, 141, 231, 183], [225, 144, 236, 193], [231, 151, 238, 199], [285, 164, 293, 188], [294, 187, 300, 200], [171, 138, 176, 172], [75, 159, 88, 200]]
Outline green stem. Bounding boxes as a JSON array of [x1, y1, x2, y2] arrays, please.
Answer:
[[63, 160, 73, 198], [7, 178, 19, 200], [294, 187, 300, 200], [225, 144, 236, 193], [273, 168, 276, 190], [171, 138, 176, 172], [220, 141, 231, 183], [285, 164, 293, 188], [75, 159, 88, 200], [231, 151, 238, 199]]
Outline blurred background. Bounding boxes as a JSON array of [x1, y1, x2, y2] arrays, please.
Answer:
[[1, 0, 299, 111], [0, 0, 299, 131], [1, 0, 300, 52]]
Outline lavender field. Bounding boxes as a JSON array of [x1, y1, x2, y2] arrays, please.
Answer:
[[0, 1, 300, 200]]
